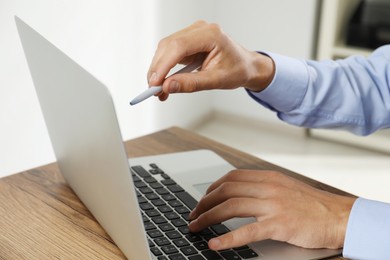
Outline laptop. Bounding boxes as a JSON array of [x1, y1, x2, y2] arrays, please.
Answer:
[[15, 17, 342, 260]]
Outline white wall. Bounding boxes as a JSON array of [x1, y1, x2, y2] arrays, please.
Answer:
[[213, 0, 319, 124], [0, 0, 318, 177]]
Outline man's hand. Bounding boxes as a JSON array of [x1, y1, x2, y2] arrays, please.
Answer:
[[188, 170, 356, 251], [147, 20, 275, 101]]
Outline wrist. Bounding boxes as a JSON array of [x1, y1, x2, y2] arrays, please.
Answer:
[[332, 196, 357, 248], [244, 51, 275, 92]]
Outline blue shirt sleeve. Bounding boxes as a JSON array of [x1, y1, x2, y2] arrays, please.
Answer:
[[248, 45, 390, 135], [343, 198, 390, 260], [248, 46, 390, 259]]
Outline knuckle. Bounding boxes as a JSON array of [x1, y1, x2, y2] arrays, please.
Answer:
[[157, 36, 169, 48], [186, 78, 199, 93], [218, 182, 233, 196], [221, 231, 235, 245], [170, 38, 185, 52], [208, 22, 223, 35], [226, 169, 241, 180], [244, 224, 262, 240], [226, 198, 241, 209], [263, 171, 284, 182], [194, 20, 207, 26]]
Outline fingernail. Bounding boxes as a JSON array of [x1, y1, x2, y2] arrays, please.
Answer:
[[209, 238, 221, 250], [149, 72, 157, 84], [169, 80, 179, 93]]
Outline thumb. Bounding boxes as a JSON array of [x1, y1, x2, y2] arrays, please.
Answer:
[[208, 222, 271, 251], [162, 70, 221, 94]]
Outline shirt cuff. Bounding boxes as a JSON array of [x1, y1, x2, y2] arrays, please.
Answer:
[[247, 52, 309, 113], [343, 197, 390, 260]]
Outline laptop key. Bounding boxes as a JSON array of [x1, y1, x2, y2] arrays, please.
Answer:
[[168, 253, 185, 260], [158, 205, 173, 213], [186, 234, 202, 242], [150, 182, 164, 189], [159, 223, 175, 232], [193, 241, 209, 251], [158, 256, 169, 260], [146, 209, 160, 217], [154, 236, 171, 246], [137, 196, 147, 204], [188, 255, 206, 260], [134, 181, 147, 188], [151, 199, 166, 206], [150, 246, 163, 256], [131, 166, 151, 178], [176, 191, 198, 210], [161, 245, 178, 255], [140, 187, 153, 194], [173, 238, 190, 247], [140, 202, 154, 211], [166, 230, 182, 239], [162, 194, 176, 201], [220, 250, 240, 260], [161, 179, 176, 186], [144, 222, 157, 231], [236, 249, 258, 259], [199, 228, 213, 236], [175, 206, 189, 214], [178, 226, 190, 234], [165, 212, 180, 220], [132, 175, 141, 182], [167, 184, 184, 193], [156, 188, 170, 195], [152, 216, 167, 224], [144, 176, 157, 183], [146, 193, 160, 200], [203, 234, 217, 241], [172, 219, 187, 227], [168, 200, 183, 208], [161, 173, 170, 179], [201, 250, 223, 260], [142, 214, 150, 223], [233, 245, 249, 251], [181, 213, 190, 221], [148, 239, 155, 247], [180, 246, 197, 256], [211, 224, 230, 235], [150, 163, 158, 169], [147, 229, 163, 238]]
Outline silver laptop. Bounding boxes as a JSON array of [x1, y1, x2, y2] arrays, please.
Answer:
[[15, 17, 341, 260]]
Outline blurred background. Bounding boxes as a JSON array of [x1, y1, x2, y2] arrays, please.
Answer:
[[1, 0, 389, 202]]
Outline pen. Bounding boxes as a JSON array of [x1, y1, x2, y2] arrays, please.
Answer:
[[129, 60, 202, 106]]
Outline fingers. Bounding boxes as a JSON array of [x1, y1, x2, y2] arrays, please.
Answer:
[[148, 21, 220, 87], [208, 222, 272, 251], [205, 170, 275, 195], [188, 198, 267, 233], [190, 181, 265, 220], [160, 69, 222, 94]]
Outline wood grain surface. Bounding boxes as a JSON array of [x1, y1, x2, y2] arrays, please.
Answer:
[[0, 127, 349, 259]]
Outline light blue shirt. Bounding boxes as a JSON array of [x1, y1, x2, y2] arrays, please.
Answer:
[[248, 45, 390, 260]]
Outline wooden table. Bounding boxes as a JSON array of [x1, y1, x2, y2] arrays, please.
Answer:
[[0, 127, 349, 259]]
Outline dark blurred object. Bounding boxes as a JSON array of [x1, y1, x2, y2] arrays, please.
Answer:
[[346, 0, 390, 49]]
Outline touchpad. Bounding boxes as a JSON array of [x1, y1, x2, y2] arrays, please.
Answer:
[[193, 182, 213, 196]]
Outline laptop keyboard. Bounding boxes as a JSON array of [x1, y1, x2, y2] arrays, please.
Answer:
[[131, 164, 260, 260]]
